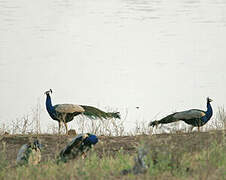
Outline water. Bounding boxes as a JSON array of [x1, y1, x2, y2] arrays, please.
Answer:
[[1, 0, 226, 132]]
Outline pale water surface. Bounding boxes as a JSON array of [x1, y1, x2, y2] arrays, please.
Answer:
[[1, 0, 226, 132]]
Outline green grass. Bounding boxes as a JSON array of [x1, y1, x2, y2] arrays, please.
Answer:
[[146, 141, 226, 179], [0, 137, 225, 180]]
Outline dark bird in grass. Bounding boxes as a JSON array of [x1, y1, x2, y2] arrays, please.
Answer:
[[149, 97, 213, 132], [58, 133, 98, 162], [45, 89, 120, 134], [16, 140, 43, 166]]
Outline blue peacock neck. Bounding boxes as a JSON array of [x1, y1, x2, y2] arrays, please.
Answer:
[[46, 94, 56, 119], [203, 101, 213, 123]]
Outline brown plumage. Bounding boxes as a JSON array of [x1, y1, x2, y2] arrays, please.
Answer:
[[45, 89, 120, 134]]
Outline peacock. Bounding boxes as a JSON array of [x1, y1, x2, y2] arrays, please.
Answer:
[[58, 133, 98, 162], [45, 89, 120, 134], [16, 140, 43, 166], [149, 97, 213, 132]]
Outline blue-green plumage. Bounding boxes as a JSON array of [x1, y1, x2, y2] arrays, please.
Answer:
[[45, 89, 120, 134], [46, 93, 58, 120], [58, 133, 98, 162], [149, 97, 213, 131]]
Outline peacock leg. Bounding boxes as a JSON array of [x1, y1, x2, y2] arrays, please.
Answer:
[[58, 121, 62, 134], [61, 114, 68, 135], [198, 126, 200, 132], [64, 122, 68, 135]]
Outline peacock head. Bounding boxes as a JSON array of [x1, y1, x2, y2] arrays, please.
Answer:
[[207, 97, 213, 103], [83, 134, 98, 146], [45, 89, 52, 95]]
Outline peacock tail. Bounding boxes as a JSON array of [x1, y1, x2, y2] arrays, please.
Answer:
[[149, 113, 179, 127], [80, 105, 120, 119]]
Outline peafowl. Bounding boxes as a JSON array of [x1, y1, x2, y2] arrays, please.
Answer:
[[16, 140, 43, 166], [149, 97, 213, 132], [45, 89, 120, 134], [58, 133, 98, 162]]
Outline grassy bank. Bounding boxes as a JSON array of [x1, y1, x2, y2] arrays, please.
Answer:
[[0, 130, 225, 179]]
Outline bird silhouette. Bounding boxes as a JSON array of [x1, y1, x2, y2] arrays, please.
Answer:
[[16, 140, 43, 166], [149, 97, 213, 132], [58, 133, 98, 162], [45, 89, 120, 134]]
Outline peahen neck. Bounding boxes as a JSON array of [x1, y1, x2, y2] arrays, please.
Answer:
[[204, 101, 213, 122]]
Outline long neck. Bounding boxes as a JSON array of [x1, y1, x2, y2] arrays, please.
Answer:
[[205, 101, 213, 121], [46, 94, 54, 113]]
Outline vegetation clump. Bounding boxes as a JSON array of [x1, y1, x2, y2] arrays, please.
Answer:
[[0, 130, 225, 179]]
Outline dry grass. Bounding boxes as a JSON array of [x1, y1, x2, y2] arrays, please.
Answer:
[[0, 104, 226, 179], [0, 130, 225, 179]]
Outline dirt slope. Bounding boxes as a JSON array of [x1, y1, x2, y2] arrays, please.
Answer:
[[0, 130, 225, 165]]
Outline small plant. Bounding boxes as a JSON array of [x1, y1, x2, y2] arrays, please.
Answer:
[[9, 100, 42, 135]]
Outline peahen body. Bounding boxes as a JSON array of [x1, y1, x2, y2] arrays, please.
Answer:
[[45, 89, 120, 134], [58, 133, 98, 162], [149, 97, 213, 132], [16, 140, 43, 166]]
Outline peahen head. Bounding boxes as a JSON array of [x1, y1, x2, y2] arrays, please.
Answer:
[[207, 97, 213, 103], [30, 140, 43, 150], [45, 89, 52, 95]]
